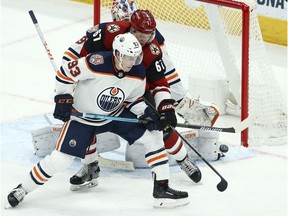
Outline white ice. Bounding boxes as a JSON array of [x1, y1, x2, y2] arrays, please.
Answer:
[[1, 0, 287, 215]]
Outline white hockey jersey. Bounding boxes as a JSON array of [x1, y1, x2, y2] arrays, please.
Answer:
[[55, 51, 147, 125]]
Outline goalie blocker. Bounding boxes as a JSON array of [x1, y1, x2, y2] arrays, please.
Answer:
[[32, 97, 228, 167]]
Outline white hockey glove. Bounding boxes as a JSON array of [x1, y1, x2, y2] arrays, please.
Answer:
[[175, 97, 220, 126]]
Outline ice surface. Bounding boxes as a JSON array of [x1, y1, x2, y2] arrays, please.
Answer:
[[1, 0, 287, 215]]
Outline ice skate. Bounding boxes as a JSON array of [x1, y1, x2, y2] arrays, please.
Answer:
[[153, 175, 189, 208], [177, 155, 202, 183], [70, 161, 100, 191], [6, 184, 28, 208]]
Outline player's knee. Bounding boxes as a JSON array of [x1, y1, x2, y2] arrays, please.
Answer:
[[40, 150, 75, 175]]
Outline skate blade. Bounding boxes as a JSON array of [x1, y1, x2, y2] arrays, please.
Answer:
[[70, 179, 98, 191], [153, 198, 189, 209]]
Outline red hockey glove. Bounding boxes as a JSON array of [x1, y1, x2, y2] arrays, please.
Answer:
[[53, 94, 74, 122], [158, 99, 177, 129]]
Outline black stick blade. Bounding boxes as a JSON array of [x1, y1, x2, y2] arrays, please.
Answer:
[[217, 179, 228, 192]]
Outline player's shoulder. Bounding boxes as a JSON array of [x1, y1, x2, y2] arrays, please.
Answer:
[[142, 39, 162, 64], [85, 21, 130, 37], [85, 51, 113, 71], [127, 64, 146, 80], [103, 20, 130, 34], [155, 29, 165, 46]]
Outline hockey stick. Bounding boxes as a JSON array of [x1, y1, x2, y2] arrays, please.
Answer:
[[81, 113, 251, 133], [143, 98, 228, 192], [171, 127, 228, 191], [29, 10, 134, 171], [28, 10, 58, 72]]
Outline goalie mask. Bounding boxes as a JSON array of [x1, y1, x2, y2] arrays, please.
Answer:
[[111, 0, 138, 21], [113, 32, 143, 72]]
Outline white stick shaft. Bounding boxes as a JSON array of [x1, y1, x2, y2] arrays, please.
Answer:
[[28, 10, 58, 72]]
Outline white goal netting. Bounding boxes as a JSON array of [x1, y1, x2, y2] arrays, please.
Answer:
[[97, 0, 287, 146]]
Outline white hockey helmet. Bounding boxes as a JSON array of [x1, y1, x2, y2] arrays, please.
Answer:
[[112, 32, 143, 68], [111, 0, 138, 21]]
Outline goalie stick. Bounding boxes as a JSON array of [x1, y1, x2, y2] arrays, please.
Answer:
[[80, 113, 252, 134], [28, 10, 135, 171]]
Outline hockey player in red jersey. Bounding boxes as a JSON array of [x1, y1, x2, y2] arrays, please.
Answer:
[[64, 8, 205, 189], [6, 33, 189, 209]]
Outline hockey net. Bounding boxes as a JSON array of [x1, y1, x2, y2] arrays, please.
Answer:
[[94, 0, 287, 147]]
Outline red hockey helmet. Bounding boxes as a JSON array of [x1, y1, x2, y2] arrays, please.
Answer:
[[130, 9, 156, 34]]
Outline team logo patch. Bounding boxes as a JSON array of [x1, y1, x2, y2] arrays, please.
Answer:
[[69, 139, 77, 147], [97, 87, 125, 112], [87, 25, 99, 33], [107, 24, 120, 33], [89, 54, 104, 65], [149, 43, 160, 55]]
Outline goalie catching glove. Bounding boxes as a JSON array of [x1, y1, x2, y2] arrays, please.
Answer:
[[158, 99, 177, 129], [53, 94, 74, 122], [176, 96, 219, 126]]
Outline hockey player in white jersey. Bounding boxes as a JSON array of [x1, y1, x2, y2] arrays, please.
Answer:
[[31, 3, 224, 189], [7, 33, 189, 209]]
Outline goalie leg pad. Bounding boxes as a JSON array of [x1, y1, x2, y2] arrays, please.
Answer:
[[181, 130, 221, 161], [95, 132, 121, 153], [31, 125, 61, 157]]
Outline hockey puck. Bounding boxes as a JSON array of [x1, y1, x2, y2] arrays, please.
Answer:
[[219, 144, 229, 153]]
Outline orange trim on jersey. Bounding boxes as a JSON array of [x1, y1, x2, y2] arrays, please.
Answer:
[[166, 73, 179, 81], [57, 70, 74, 83], [55, 120, 71, 150], [147, 152, 168, 164], [84, 58, 115, 76], [33, 166, 47, 182], [64, 51, 78, 60]]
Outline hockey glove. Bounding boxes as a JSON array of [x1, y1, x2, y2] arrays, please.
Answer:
[[53, 94, 74, 122], [140, 107, 161, 131], [158, 99, 177, 129]]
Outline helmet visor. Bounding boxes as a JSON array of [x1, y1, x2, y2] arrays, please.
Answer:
[[122, 52, 143, 66]]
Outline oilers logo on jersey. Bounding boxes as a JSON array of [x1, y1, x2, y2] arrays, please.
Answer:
[[97, 87, 125, 112]]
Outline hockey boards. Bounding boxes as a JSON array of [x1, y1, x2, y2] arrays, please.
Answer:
[[98, 155, 135, 170]]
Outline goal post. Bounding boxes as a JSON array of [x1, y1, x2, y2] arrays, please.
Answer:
[[93, 0, 287, 147]]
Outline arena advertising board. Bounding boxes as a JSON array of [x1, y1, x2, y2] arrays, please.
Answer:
[[256, 0, 287, 20]]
